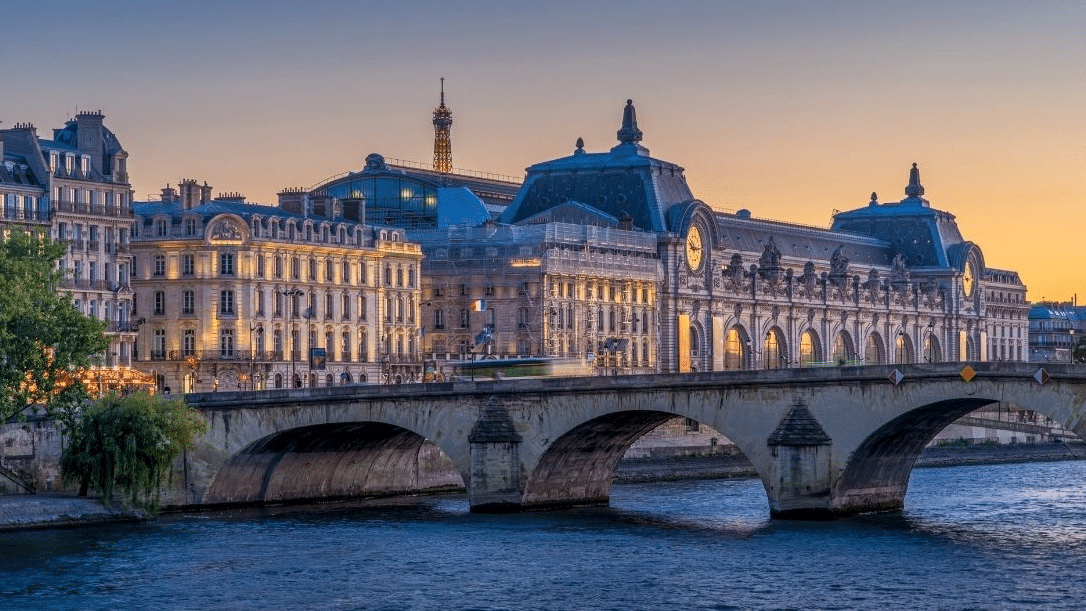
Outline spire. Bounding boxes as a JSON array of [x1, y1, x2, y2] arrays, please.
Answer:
[[616, 99, 643, 145], [904, 162, 924, 198], [433, 77, 453, 173]]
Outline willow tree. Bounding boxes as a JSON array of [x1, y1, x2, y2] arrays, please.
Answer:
[[0, 228, 107, 424], [61, 392, 206, 510]]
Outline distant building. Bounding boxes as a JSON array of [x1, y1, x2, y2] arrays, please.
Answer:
[[1, 113, 137, 377], [1028, 301, 1086, 363], [131, 183, 423, 392]]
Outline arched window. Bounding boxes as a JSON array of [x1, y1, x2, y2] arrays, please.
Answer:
[[725, 327, 745, 370], [763, 328, 785, 369], [865, 333, 885, 365], [924, 333, 941, 362], [895, 333, 913, 364], [274, 373, 283, 389], [799, 330, 820, 366], [833, 332, 853, 364]]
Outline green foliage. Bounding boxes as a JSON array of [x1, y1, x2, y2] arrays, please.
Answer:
[[60, 393, 207, 511], [0, 228, 108, 424]]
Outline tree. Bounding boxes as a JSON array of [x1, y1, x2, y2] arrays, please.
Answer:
[[0, 228, 107, 424], [60, 392, 207, 511]]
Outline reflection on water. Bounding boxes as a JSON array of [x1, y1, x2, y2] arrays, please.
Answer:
[[1, 461, 1084, 611]]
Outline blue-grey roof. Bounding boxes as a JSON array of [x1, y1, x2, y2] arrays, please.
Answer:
[[829, 165, 970, 270], [499, 101, 696, 232]]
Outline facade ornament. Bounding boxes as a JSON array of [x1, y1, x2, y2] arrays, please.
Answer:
[[797, 261, 819, 299], [863, 269, 881, 303], [830, 245, 850, 276], [724, 253, 747, 292], [211, 219, 242, 241]]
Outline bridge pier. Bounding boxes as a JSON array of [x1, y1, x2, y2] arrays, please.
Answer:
[[467, 398, 523, 512], [765, 402, 836, 519]]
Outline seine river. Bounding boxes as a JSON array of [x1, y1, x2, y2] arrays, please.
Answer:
[[3, 460, 1085, 611]]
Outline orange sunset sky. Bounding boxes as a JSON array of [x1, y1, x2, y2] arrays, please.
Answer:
[[4, 0, 1084, 301]]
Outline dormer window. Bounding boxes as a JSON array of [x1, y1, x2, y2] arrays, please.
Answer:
[[185, 218, 197, 236], [156, 219, 167, 237], [80, 156, 89, 175]]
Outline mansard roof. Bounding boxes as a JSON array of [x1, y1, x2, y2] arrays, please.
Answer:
[[829, 165, 974, 271], [500, 100, 696, 232]]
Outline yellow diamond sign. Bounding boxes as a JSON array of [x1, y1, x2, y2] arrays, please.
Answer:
[[960, 365, 976, 383]]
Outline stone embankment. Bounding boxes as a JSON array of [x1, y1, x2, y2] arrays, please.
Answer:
[[0, 495, 146, 532]]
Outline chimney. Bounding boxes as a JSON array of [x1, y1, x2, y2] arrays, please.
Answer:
[[218, 192, 246, 203], [179, 179, 201, 210], [75, 110, 106, 175], [277, 187, 306, 214], [160, 185, 179, 203]]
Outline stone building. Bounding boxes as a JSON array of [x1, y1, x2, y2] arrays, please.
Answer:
[[131, 183, 423, 392], [406, 100, 1028, 372], [1, 113, 138, 374]]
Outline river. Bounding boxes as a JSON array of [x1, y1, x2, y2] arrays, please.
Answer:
[[2, 460, 1085, 611]]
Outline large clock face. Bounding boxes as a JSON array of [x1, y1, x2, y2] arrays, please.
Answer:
[[686, 225, 704, 272], [962, 261, 975, 298]]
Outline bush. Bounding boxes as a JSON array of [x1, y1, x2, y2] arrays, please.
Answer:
[[61, 393, 207, 511]]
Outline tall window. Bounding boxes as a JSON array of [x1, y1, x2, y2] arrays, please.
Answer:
[[274, 256, 283, 278], [325, 292, 334, 318], [359, 262, 367, 285], [256, 290, 265, 315], [342, 293, 350, 319], [220, 329, 235, 358], [325, 259, 334, 282], [156, 220, 167, 236], [185, 218, 196, 236], [256, 256, 265, 278], [154, 255, 165, 277], [435, 309, 445, 329], [182, 254, 195, 276], [220, 290, 235, 315], [220, 253, 235, 276], [154, 291, 166, 315], [342, 261, 351, 285], [341, 332, 350, 361], [182, 329, 195, 356], [153, 329, 166, 358], [182, 290, 195, 315]]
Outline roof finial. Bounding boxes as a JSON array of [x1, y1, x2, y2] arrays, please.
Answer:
[[440, 76, 445, 106], [574, 137, 585, 155], [904, 162, 925, 198], [616, 99, 643, 145]]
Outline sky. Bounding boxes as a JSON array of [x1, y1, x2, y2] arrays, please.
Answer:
[[3, 0, 1084, 301]]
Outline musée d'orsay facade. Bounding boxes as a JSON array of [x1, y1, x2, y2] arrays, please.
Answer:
[[406, 100, 1028, 374], [126, 96, 1028, 390]]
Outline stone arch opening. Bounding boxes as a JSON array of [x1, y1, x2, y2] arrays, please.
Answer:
[[724, 325, 748, 370], [799, 329, 822, 366], [832, 330, 855, 364], [520, 410, 757, 510], [895, 333, 914, 364], [832, 397, 1000, 515], [763, 326, 787, 369], [865, 332, 885, 365], [204, 422, 464, 506]]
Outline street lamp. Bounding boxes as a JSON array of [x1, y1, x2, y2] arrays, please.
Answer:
[[249, 322, 263, 391], [279, 288, 304, 388]]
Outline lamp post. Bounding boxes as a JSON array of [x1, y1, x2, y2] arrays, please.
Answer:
[[926, 322, 935, 362], [279, 288, 304, 388], [249, 322, 263, 391]]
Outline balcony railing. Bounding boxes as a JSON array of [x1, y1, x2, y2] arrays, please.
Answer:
[[53, 200, 133, 218]]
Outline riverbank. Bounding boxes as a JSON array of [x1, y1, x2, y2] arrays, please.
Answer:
[[3, 442, 1083, 531], [0, 494, 146, 532]]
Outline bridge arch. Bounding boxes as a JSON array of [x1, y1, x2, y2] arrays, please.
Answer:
[[205, 421, 464, 506]]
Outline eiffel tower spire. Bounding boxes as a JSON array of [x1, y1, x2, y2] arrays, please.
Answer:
[[432, 77, 453, 173]]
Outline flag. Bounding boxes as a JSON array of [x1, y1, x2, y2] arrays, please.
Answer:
[[470, 299, 486, 311]]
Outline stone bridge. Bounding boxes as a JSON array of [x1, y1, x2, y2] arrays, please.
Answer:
[[167, 362, 1086, 518]]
